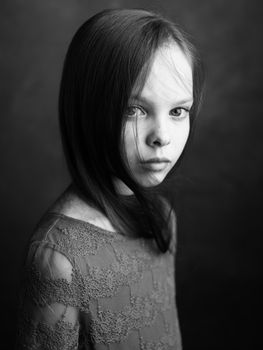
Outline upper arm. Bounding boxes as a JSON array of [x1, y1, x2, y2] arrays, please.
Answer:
[[16, 244, 80, 349]]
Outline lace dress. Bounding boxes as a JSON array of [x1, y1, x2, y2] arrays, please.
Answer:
[[15, 211, 182, 350]]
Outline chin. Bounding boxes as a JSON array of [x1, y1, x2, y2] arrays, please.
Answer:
[[137, 173, 167, 188]]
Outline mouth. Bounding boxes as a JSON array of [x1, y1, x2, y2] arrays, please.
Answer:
[[141, 157, 171, 164], [140, 158, 171, 172]]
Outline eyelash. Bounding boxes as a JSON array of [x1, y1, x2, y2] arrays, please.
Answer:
[[170, 107, 190, 119], [125, 105, 146, 118], [125, 105, 190, 120]]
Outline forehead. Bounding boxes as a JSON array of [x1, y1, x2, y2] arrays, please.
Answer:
[[133, 43, 193, 104]]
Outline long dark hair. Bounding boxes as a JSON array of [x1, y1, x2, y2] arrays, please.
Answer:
[[59, 8, 204, 252]]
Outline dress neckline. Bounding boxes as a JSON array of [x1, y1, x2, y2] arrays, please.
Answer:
[[48, 211, 119, 235]]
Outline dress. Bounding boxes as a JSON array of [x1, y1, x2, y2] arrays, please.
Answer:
[[15, 211, 182, 350]]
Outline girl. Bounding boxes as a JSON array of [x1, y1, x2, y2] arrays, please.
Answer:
[[16, 8, 204, 350]]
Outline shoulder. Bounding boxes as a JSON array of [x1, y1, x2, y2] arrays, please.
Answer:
[[21, 219, 85, 312], [48, 185, 116, 232], [25, 212, 75, 273], [27, 206, 121, 269]]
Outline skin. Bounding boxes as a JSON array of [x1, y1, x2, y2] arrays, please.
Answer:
[[116, 42, 193, 195]]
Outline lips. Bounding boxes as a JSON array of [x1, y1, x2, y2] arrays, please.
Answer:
[[140, 158, 171, 171], [141, 157, 171, 164]]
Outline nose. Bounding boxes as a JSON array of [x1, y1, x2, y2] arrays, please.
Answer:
[[146, 118, 171, 148]]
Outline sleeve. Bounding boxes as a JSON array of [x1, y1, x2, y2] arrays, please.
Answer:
[[15, 243, 81, 350]]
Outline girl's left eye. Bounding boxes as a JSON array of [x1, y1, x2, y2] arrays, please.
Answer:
[[170, 107, 189, 119], [125, 106, 146, 118]]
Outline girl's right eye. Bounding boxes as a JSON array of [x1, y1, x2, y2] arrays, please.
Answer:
[[125, 106, 146, 118]]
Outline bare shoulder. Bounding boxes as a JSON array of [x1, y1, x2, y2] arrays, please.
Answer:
[[48, 185, 116, 232]]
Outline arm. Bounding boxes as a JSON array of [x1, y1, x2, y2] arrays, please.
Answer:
[[16, 244, 80, 350]]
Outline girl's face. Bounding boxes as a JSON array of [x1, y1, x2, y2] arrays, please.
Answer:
[[117, 43, 193, 194]]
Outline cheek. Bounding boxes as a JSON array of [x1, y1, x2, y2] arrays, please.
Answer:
[[182, 121, 190, 146], [172, 120, 190, 149], [169, 122, 190, 167]]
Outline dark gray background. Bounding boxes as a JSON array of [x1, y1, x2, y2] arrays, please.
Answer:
[[1, 0, 262, 348]]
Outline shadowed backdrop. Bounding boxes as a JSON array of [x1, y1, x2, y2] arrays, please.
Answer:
[[1, 0, 262, 348]]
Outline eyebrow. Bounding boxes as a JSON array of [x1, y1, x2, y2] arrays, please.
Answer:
[[129, 94, 193, 106]]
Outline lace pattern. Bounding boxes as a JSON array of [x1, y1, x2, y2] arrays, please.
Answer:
[[23, 261, 85, 308], [16, 212, 181, 350], [90, 281, 175, 344], [83, 244, 173, 301], [140, 322, 180, 350], [54, 217, 124, 258], [17, 311, 80, 350]]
